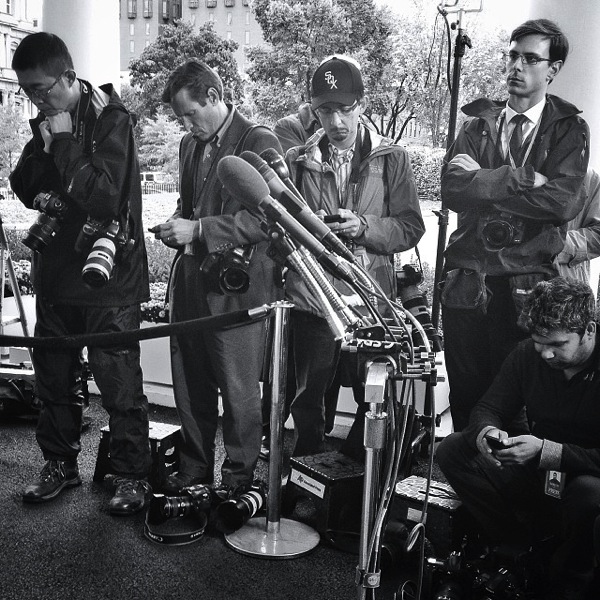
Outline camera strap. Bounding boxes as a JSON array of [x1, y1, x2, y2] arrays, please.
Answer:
[[144, 509, 208, 546]]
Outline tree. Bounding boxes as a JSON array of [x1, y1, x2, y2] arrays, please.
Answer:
[[0, 104, 30, 185], [137, 106, 183, 178], [127, 21, 243, 121], [246, 0, 394, 127]]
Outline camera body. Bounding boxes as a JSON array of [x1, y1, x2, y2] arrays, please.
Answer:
[[75, 217, 130, 287], [23, 191, 69, 253], [478, 212, 526, 251], [147, 483, 212, 525], [396, 264, 443, 352], [200, 245, 255, 295]]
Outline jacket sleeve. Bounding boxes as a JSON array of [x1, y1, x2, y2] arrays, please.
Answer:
[[442, 115, 589, 225], [356, 148, 425, 254], [555, 169, 600, 266], [50, 106, 136, 221], [201, 128, 284, 253]]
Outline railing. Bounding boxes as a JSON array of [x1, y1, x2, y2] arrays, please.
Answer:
[[141, 182, 179, 195]]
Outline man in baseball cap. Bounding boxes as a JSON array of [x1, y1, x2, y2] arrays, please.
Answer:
[[282, 55, 424, 459]]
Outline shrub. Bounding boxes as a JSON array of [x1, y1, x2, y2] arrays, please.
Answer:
[[406, 145, 445, 202], [145, 236, 177, 284]]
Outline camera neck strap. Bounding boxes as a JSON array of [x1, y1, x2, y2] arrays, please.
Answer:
[[144, 509, 208, 546]]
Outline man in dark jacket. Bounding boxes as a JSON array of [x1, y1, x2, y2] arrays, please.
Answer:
[[151, 59, 283, 496], [10, 33, 152, 514], [441, 19, 590, 431], [437, 277, 600, 599]]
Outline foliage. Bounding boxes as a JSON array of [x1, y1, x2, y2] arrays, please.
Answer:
[[141, 282, 170, 323], [127, 21, 243, 122], [406, 145, 445, 201], [0, 104, 30, 182], [137, 106, 183, 178], [246, 0, 394, 127], [145, 236, 177, 284]]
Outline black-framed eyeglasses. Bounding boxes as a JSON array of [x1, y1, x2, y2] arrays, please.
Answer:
[[18, 72, 66, 102], [502, 51, 554, 67], [316, 101, 359, 118]]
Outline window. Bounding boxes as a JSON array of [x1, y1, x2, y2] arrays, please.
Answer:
[[145, 40, 151, 48], [129, 24, 135, 35], [245, 31, 250, 45], [171, 0, 182, 18], [206, 0, 216, 7], [160, 0, 168, 19], [227, 12, 232, 25], [189, 0, 199, 7], [127, 0, 137, 18], [143, 0, 152, 17], [129, 40, 135, 53], [208, 12, 214, 21], [245, 10, 250, 25], [242, 0, 249, 5], [224, 0, 235, 6], [145, 22, 151, 34], [227, 31, 232, 40], [1, 0, 12, 15]]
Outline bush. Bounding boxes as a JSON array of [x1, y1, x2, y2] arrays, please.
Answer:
[[145, 236, 176, 284], [406, 145, 445, 202]]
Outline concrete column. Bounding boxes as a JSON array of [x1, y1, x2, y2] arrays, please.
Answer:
[[40, 0, 120, 91]]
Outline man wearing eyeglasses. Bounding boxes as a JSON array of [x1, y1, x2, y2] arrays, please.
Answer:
[[9, 33, 152, 515], [440, 19, 590, 432], [284, 56, 425, 458]]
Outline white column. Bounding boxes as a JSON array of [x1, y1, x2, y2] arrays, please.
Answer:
[[40, 0, 120, 91]]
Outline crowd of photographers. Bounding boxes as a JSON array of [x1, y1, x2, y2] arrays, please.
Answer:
[[7, 15, 600, 599]]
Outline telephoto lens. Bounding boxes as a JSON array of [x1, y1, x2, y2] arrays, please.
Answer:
[[215, 482, 267, 534], [82, 237, 117, 287], [147, 484, 212, 525]]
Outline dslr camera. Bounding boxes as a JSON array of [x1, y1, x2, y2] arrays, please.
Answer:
[[200, 245, 255, 295], [147, 483, 212, 525], [23, 191, 69, 253], [75, 217, 132, 287], [478, 212, 526, 251]]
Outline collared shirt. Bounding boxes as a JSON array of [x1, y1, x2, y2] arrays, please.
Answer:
[[501, 97, 546, 157], [329, 143, 354, 205]]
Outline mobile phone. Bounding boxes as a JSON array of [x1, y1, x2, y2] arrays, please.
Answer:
[[484, 433, 505, 450], [323, 214, 344, 223]]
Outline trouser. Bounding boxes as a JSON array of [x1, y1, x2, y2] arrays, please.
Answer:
[[437, 433, 600, 580], [33, 300, 151, 479], [442, 276, 528, 432], [290, 311, 340, 457]]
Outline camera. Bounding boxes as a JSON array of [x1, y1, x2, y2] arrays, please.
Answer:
[[201, 245, 255, 295], [147, 483, 212, 526], [23, 191, 69, 253], [478, 212, 526, 251], [396, 264, 443, 352], [214, 481, 267, 534], [75, 217, 131, 287]]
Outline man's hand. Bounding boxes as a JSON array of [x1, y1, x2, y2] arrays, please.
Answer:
[[46, 111, 73, 135], [39, 120, 54, 154], [320, 208, 362, 238], [479, 431, 543, 468], [448, 154, 481, 172], [149, 219, 200, 248]]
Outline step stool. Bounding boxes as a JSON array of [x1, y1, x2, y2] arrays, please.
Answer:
[[284, 450, 364, 537], [93, 421, 181, 489]]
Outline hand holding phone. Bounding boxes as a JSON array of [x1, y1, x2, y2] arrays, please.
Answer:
[[484, 432, 506, 451], [323, 214, 345, 223]]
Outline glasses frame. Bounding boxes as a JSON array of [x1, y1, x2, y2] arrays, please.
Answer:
[[315, 101, 360, 119], [502, 51, 555, 67], [18, 71, 67, 102]]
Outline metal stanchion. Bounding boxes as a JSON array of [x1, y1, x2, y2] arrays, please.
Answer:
[[225, 301, 320, 558]]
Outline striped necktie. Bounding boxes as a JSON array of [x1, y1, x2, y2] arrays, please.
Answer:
[[509, 114, 528, 166]]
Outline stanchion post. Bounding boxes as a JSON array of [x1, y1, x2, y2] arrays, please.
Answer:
[[225, 301, 320, 558]]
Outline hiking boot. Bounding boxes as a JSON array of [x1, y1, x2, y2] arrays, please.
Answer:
[[109, 478, 152, 516], [22, 460, 81, 503]]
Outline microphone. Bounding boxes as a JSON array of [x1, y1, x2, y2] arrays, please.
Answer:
[[217, 155, 357, 285], [240, 151, 355, 263], [260, 148, 304, 201]]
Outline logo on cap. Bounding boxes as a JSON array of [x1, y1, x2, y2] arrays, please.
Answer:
[[324, 71, 338, 90]]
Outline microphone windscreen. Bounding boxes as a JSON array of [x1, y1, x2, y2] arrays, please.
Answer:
[[217, 155, 270, 208], [239, 150, 266, 173], [260, 148, 288, 174]]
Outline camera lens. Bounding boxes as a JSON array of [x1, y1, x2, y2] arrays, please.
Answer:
[[482, 221, 513, 249], [215, 486, 266, 533], [82, 238, 116, 287], [219, 265, 250, 294], [23, 213, 61, 253]]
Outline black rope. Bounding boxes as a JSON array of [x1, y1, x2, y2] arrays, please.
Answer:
[[0, 305, 271, 350]]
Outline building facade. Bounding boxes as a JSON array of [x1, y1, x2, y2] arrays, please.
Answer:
[[119, 0, 263, 74], [0, 0, 39, 118]]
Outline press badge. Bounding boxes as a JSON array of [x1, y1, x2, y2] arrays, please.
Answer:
[[544, 470, 565, 499]]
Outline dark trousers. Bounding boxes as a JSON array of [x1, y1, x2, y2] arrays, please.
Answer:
[[442, 276, 528, 431], [290, 311, 340, 457], [437, 433, 600, 581], [33, 300, 151, 478]]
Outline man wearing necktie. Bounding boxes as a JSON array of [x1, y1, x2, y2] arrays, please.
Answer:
[[440, 19, 590, 432]]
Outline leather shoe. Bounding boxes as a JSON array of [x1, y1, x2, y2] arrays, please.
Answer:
[[162, 471, 212, 494], [23, 460, 81, 503], [109, 478, 152, 516]]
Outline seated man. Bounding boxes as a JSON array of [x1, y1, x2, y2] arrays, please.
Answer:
[[437, 276, 600, 599]]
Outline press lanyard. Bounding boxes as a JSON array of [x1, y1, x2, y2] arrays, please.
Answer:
[[499, 111, 542, 168]]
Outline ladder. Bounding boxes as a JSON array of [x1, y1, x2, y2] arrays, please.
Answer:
[[0, 213, 33, 368]]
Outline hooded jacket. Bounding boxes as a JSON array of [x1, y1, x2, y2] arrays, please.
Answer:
[[10, 80, 149, 307], [285, 125, 425, 316], [442, 94, 589, 278]]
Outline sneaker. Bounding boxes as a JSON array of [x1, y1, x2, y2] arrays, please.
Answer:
[[22, 460, 81, 503], [163, 471, 212, 494], [109, 478, 152, 516]]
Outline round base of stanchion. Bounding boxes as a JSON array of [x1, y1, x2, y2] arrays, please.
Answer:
[[224, 516, 320, 559]]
